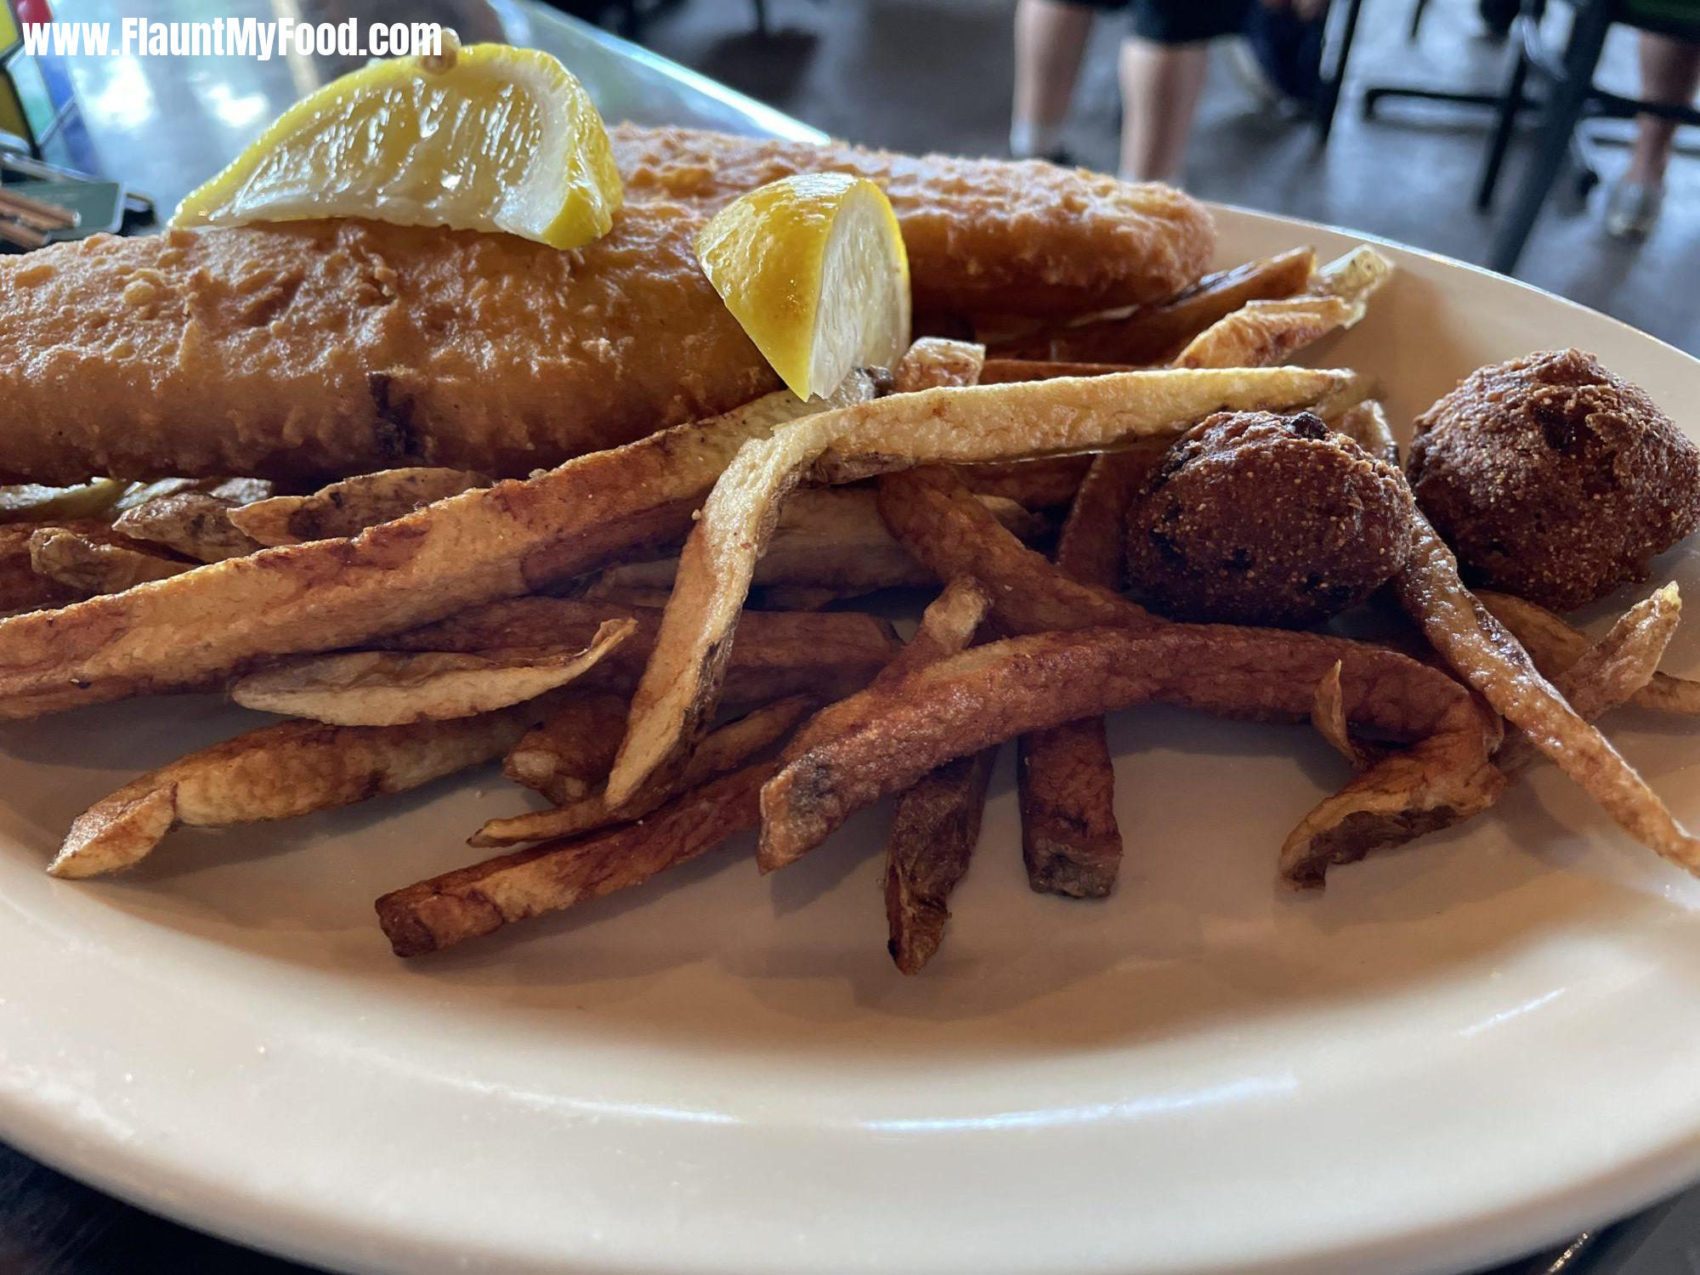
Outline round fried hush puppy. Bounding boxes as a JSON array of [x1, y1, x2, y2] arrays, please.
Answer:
[[1408, 349, 1700, 613], [1124, 411, 1415, 628]]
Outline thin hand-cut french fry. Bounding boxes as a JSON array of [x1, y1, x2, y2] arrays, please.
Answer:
[[381, 597, 901, 705], [990, 248, 1317, 365], [231, 620, 635, 726], [502, 691, 631, 805], [230, 468, 494, 547], [473, 695, 813, 847], [113, 491, 264, 562], [28, 528, 189, 594], [879, 465, 1158, 633], [377, 760, 777, 957], [812, 365, 1353, 483], [1013, 446, 1160, 898], [0, 522, 104, 613], [1395, 514, 1700, 876], [758, 626, 1501, 879], [1173, 246, 1393, 370], [50, 709, 538, 879], [0, 383, 871, 719], [583, 488, 1043, 600], [1494, 586, 1681, 776], [886, 747, 996, 975], [1478, 588, 1700, 717]]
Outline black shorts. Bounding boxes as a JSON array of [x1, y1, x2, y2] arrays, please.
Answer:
[[1063, 0, 1254, 43]]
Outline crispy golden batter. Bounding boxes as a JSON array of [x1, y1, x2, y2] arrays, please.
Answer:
[[0, 208, 779, 484], [613, 124, 1214, 317]]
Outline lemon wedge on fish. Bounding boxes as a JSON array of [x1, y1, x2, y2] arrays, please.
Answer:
[[695, 173, 911, 401], [173, 42, 622, 250]]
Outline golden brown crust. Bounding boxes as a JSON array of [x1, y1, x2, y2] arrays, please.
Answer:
[[885, 748, 996, 974], [613, 124, 1215, 318], [0, 211, 778, 484]]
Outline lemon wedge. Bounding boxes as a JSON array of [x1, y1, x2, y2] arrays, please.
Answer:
[[172, 43, 622, 250], [695, 173, 911, 401]]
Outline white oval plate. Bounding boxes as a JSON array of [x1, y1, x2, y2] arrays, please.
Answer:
[[4, 207, 1700, 1275]]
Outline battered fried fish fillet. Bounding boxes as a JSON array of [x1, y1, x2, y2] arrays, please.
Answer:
[[0, 127, 1213, 484], [612, 125, 1213, 318]]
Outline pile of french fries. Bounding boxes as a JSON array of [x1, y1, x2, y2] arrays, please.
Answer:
[[7, 244, 1700, 975]]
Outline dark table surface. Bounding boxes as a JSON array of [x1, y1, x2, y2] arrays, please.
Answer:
[[4, 1, 1695, 1271]]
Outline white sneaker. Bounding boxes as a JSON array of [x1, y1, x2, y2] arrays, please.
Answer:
[[1604, 179, 1664, 240]]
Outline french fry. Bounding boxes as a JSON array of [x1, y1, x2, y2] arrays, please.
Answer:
[[113, 491, 264, 562], [230, 467, 493, 547], [758, 626, 1501, 881], [885, 748, 996, 974], [472, 695, 814, 847], [1395, 514, 1700, 876], [878, 465, 1158, 634], [1477, 588, 1700, 717], [990, 248, 1317, 365], [49, 709, 539, 879], [380, 598, 901, 705], [28, 528, 189, 594], [1495, 586, 1681, 776], [1310, 661, 1376, 770], [0, 382, 874, 718], [585, 489, 1043, 600], [376, 760, 777, 957], [1172, 247, 1393, 370], [0, 522, 101, 613], [1013, 447, 1162, 898], [953, 456, 1094, 508], [230, 620, 635, 726], [502, 692, 631, 805]]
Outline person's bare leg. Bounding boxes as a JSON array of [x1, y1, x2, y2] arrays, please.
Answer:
[[1627, 32, 1700, 186], [1012, 0, 1094, 157], [1118, 37, 1210, 182]]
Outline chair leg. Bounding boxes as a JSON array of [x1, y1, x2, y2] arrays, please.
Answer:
[[1486, 0, 1611, 274], [1475, 40, 1532, 210], [1315, 0, 1367, 145]]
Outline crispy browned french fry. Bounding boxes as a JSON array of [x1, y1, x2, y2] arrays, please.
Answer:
[[952, 456, 1094, 508], [0, 382, 874, 718], [1332, 400, 1401, 465], [1495, 585, 1680, 776], [583, 489, 1044, 600], [229, 468, 494, 547], [473, 695, 814, 847], [230, 620, 635, 726], [886, 747, 996, 975], [989, 248, 1317, 365], [113, 491, 264, 562], [758, 626, 1501, 880], [376, 760, 777, 957], [502, 692, 631, 804], [49, 710, 537, 879], [382, 598, 900, 706], [1395, 514, 1700, 876], [28, 528, 189, 594], [1173, 246, 1393, 370], [1013, 446, 1161, 898], [0, 522, 102, 613], [1477, 588, 1700, 717], [879, 465, 1158, 633]]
